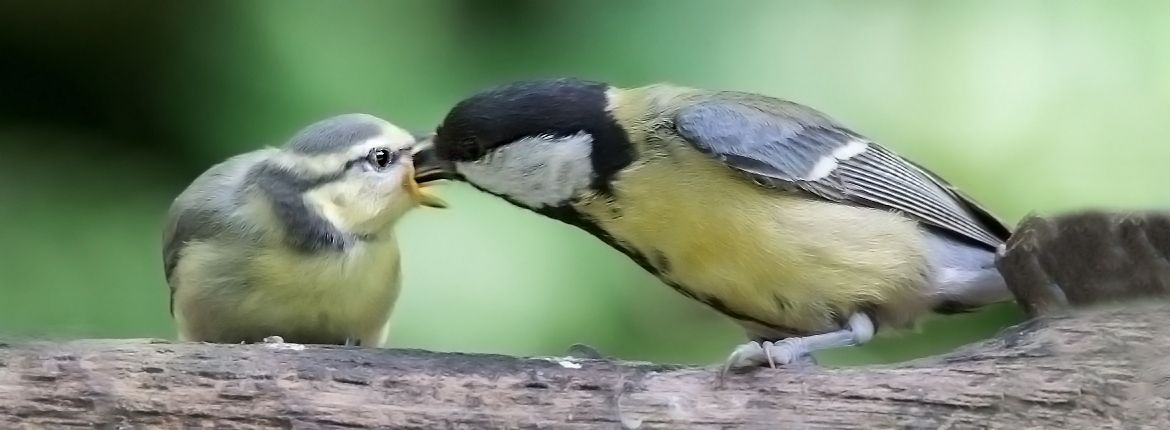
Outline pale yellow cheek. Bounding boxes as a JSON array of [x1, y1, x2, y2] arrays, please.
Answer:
[[304, 174, 413, 235]]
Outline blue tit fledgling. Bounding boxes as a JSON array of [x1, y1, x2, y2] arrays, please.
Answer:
[[162, 113, 446, 347], [413, 78, 1013, 375]]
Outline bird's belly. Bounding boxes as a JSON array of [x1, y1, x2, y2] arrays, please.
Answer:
[[235, 282, 395, 344], [245, 241, 402, 343], [581, 165, 933, 334], [175, 240, 402, 345]]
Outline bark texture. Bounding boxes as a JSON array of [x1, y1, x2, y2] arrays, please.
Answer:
[[998, 209, 1170, 317], [1, 211, 1169, 429], [1, 305, 1168, 429]]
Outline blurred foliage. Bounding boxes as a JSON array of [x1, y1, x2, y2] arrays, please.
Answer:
[[1, 0, 1167, 366]]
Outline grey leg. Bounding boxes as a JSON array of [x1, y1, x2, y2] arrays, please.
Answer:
[[720, 313, 875, 377]]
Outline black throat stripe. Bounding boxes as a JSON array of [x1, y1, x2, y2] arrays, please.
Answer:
[[247, 161, 355, 253]]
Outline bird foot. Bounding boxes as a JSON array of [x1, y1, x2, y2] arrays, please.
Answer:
[[717, 339, 818, 386], [717, 313, 873, 386], [722, 339, 815, 371]]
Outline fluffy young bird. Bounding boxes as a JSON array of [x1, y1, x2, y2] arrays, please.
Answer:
[[163, 113, 446, 347], [414, 78, 1013, 374]]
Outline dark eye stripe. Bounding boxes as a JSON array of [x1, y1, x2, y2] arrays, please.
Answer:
[[334, 147, 410, 174], [342, 156, 366, 171]]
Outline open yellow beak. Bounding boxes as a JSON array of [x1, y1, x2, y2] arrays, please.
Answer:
[[406, 134, 458, 209], [406, 163, 448, 209]]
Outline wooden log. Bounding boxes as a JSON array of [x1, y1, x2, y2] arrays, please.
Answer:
[[3, 211, 1169, 429]]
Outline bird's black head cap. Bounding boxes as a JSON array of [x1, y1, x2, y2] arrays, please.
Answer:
[[433, 78, 634, 180]]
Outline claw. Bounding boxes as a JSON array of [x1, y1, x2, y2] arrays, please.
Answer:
[[762, 341, 777, 368], [717, 362, 735, 387], [719, 358, 736, 382], [718, 341, 768, 386], [765, 339, 803, 366]]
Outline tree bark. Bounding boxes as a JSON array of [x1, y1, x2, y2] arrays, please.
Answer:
[[997, 210, 1170, 317], [2, 211, 1169, 429]]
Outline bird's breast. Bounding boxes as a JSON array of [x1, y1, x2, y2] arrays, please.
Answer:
[[572, 152, 933, 334], [247, 238, 403, 334]]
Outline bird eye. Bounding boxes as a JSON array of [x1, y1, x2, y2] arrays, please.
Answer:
[[367, 148, 395, 170]]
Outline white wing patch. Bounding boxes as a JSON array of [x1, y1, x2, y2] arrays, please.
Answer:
[[804, 138, 868, 181], [455, 132, 596, 208]]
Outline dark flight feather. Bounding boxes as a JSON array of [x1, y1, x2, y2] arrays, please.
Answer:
[[673, 95, 1009, 248]]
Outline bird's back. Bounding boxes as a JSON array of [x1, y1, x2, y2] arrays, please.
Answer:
[[163, 149, 277, 281]]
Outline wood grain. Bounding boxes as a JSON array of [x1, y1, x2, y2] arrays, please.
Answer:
[[4, 210, 1170, 429], [1, 302, 1168, 429]]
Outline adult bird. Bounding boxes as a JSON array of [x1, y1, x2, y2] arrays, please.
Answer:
[[413, 78, 1012, 374]]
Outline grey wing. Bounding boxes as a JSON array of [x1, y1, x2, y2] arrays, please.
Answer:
[[673, 98, 1009, 248], [162, 152, 267, 315], [162, 198, 232, 316]]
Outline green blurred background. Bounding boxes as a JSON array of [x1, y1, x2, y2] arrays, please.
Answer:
[[2, 1, 1168, 366]]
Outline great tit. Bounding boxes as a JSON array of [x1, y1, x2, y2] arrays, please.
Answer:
[[162, 113, 446, 347], [413, 78, 1013, 375]]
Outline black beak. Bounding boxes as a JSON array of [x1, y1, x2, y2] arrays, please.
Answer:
[[410, 133, 459, 184]]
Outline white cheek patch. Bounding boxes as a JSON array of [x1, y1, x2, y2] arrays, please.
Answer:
[[455, 132, 596, 208]]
